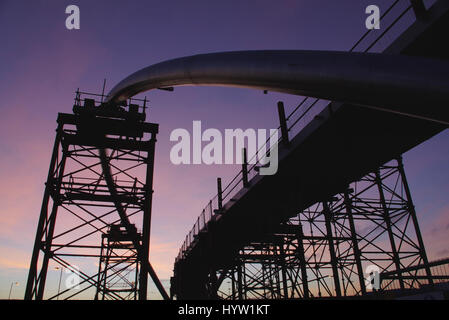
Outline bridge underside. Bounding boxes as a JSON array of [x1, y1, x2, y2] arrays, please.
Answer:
[[172, 1, 449, 299]]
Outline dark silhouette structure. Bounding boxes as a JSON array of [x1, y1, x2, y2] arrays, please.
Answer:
[[25, 92, 168, 300], [25, 0, 449, 300], [95, 224, 141, 300], [170, 1, 449, 299], [191, 158, 436, 299]]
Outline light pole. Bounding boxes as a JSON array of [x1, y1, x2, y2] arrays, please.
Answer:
[[8, 282, 19, 300], [54, 266, 64, 300]]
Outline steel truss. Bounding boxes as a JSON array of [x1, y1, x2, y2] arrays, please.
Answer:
[[95, 224, 140, 300], [215, 157, 437, 299], [25, 92, 163, 300]]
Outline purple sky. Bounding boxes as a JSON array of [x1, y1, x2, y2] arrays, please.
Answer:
[[0, 0, 447, 299]]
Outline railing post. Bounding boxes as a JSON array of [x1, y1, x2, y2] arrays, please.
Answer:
[[217, 178, 223, 210], [242, 148, 249, 188], [209, 200, 213, 219], [202, 209, 206, 228], [277, 101, 290, 146], [410, 0, 427, 20], [197, 217, 200, 234]]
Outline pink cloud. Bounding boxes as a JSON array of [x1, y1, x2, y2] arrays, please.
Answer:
[[0, 245, 30, 270]]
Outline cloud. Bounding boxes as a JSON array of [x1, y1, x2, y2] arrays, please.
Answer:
[[0, 245, 30, 270]]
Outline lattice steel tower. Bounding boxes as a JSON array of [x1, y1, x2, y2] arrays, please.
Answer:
[[25, 91, 167, 300], [212, 158, 435, 299]]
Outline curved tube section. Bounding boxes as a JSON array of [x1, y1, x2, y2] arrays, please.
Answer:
[[106, 50, 449, 119]]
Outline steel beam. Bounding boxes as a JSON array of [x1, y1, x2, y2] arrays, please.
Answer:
[[343, 189, 367, 295], [322, 201, 342, 297]]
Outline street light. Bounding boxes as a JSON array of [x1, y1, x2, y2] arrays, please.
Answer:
[[54, 266, 64, 300], [8, 282, 19, 300]]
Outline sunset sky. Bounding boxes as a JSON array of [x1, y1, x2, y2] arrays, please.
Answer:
[[0, 0, 447, 299]]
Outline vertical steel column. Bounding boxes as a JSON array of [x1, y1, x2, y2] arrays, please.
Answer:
[[25, 123, 63, 300], [297, 222, 309, 298], [322, 201, 342, 297], [242, 260, 248, 300], [237, 262, 244, 300], [396, 156, 433, 285], [217, 178, 223, 210], [242, 148, 249, 188], [231, 268, 236, 300], [278, 238, 289, 299], [261, 262, 267, 298], [375, 170, 405, 290], [139, 134, 157, 300], [94, 237, 106, 300], [273, 244, 282, 298], [277, 101, 289, 146], [100, 242, 111, 300], [134, 259, 139, 300], [344, 189, 367, 295]]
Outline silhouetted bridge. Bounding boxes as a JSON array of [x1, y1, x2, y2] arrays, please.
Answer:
[[171, 0, 449, 299], [25, 0, 449, 300]]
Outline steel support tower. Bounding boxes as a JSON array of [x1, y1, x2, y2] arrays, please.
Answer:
[[95, 224, 140, 300], [25, 91, 164, 300], [212, 157, 435, 299]]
